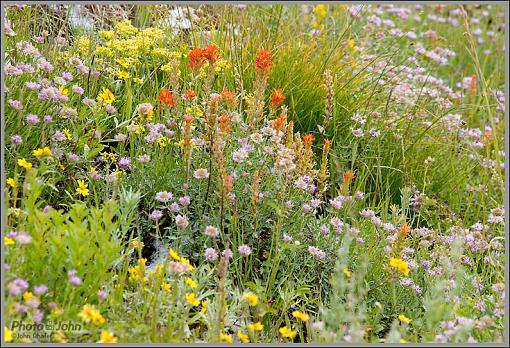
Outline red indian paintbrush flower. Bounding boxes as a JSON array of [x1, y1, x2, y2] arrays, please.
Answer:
[[202, 44, 219, 63], [184, 89, 197, 101], [270, 88, 285, 107], [188, 47, 205, 69], [255, 50, 272, 77], [158, 89, 175, 106], [188, 45, 220, 69], [302, 134, 315, 146]]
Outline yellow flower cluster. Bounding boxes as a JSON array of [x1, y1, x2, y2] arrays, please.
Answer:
[[389, 257, 409, 276], [78, 305, 105, 326], [33, 146, 51, 157]]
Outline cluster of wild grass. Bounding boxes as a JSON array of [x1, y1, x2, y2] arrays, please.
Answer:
[[3, 4, 506, 344]]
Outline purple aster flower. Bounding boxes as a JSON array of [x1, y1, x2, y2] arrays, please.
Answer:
[[179, 196, 191, 206], [238, 245, 252, 257], [118, 157, 131, 170], [10, 134, 22, 145], [149, 210, 163, 221], [34, 285, 48, 296], [222, 248, 233, 260], [204, 248, 219, 262], [26, 114, 40, 125]]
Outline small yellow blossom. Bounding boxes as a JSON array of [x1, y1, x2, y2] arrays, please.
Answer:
[[4, 326, 13, 342], [343, 267, 351, 278], [185, 293, 200, 306], [78, 304, 104, 325], [185, 277, 197, 289], [63, 128, 72, 141], [4, 237, 15, 246], [33, 147, 52, 157], [7, 178, 17, 188], [237, 331, 250, 343], [161, 282, 171, 292], [292, 310, 310, 321], [117, 71, 130, 79], [99, 330, 118, 343], [76, 180, 90, 197], [243, 292, 258, 306], [59, 86, 69, 96], [23, 292, 33, 301], [246, 322, 264, 331], [219, 333, 233, 343], [17, 158, 32, 169], [398, 314, 412, 324], [279, 326, 296, 339], [389, 258, 409, 276], [115, 58, 129, 68], [200, 300, 207, 314], [400, 339, 409, 343], [97, 88, 115, 105]]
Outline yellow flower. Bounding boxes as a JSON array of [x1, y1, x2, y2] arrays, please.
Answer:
[[200, 300, 207, 314], [243, 292, 258, 306], [130, 239, 144, 250], [292, 310, 309, 321], [246, 322, 263, 331], [91, 312, 105, 326], [7, 178, 17, 188], [117, 71, 130, 79], [279, 326, 296, 339], [99, 30, 115, 40], [185, 293, 200, 306], [313, 4, 327, 18], [343, 267, 351, 278], [4, 326, 13, 342], [4, 237, 15, 246], [219, 333, 233, 343], [33, 147, 52, 157], [237, 331, 249, 343], [63, 128, 73, 141], [133, 77, 144, 85], [99, 331, 118, 343], [389, 258, 409, 276], [97, 88, 115, 105], [400, 339, 409, 343], [59, 86, 69, 96], [185, 105, 203, 117], [169, 248, 181, 260], [398, 314, 412, 324], [17, 158, 32, 169], [78, 305, 104, 324], [76, 180, 90, 197], [161, 282, 171, 292], [23, 292, 33, 301], [115, 58, 129, 68], [185, 277, 197, 289]]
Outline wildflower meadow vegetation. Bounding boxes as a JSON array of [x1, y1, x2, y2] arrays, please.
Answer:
[[2, 3, 507, 344]]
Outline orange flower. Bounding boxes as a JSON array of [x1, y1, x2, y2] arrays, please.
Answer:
[[303, 134, 315, 146], [202, 44, 219, 63], [324, 139, 331, 150], [273, 114, 287, 131], [255, 50, 272, 76], [221, 89, 237, 108], [158, 89, 175, 106], [189, 47, 205, 69], [219, 112, 231, 133], [399, 223, 410, 237], [270, 88, 285, 107], [184, 89, 197, 101], [343, 170, 356, 184]]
